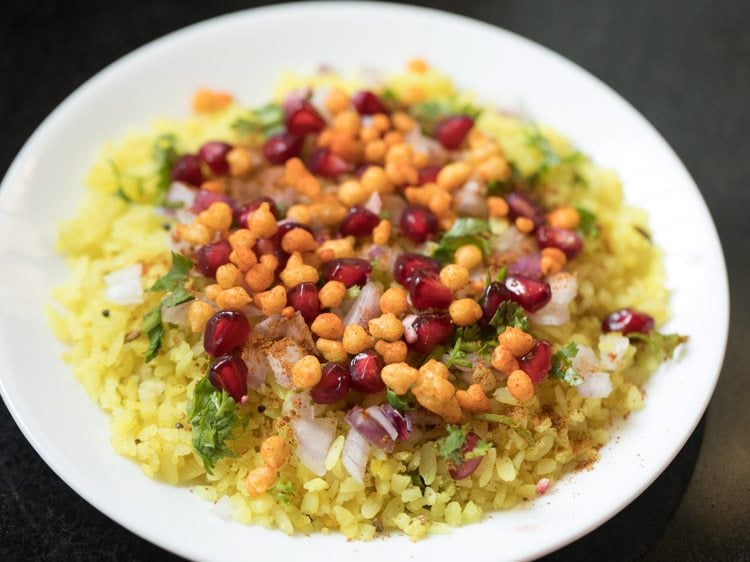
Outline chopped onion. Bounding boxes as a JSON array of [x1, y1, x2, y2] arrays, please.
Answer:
[[291, 417, 336, 476], [572, 344, 600, 377], [364, 191, 382, 215], [266, 341, 305, 388], [576, 372, 613, 398], [104, 264, 143, 305], [344, 283, 382, 328], [365, 405, 398, 441], [492, 226, 536, 255], [380, 404, 412, 440], [242, 347, 268, 389], [282, 392, 317, 419], [529, 272, 577, 326], [598, 333, 630, 371], [209, 495, 235, 521], [165, 182, 197, 209], [454, 179, 487, 217], [381, 194, 406, 224], [402, 314, 418, 343], [345, 406, 394, 453], [536, 478, 551, 495], [342, 429, 370, 484], [175, 208, 197, 226], [161, 300, 191, 325]]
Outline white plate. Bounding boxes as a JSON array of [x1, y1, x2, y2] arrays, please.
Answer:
[[0, 3, 729, 561]]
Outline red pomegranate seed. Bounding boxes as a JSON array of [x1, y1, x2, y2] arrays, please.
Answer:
[[198, 141, 233, 176], [263, 133, 303, 164], [410, 313, 454, 353], [504, 274, 552, 312], [435, 116, 474, 149], [310, 362, 351, 404], [482, 281, 513, 323], [286, 100, 326, 136], [537, 226, 583, 259], [393, 253, 441, 286], [409, 270, 453, 309], [340, 206, 380, 237], [307, 148, 353, 178], [171, 154, 204, 187], [349, 349, 385, 393], [323, 258, 372, 288], [195, 240, 232, 277], [204, 310, 251, 357], [518, 340, 553, 384], [449, 432, 483, 479], [238, 196, 282, 227], [208, 355, 248, 403], [287, 282, 320, 323], [400, 204, 438, 243], [506, 192, 545, 229], [352, 90, 388, 115], [602, 308, 655, 335], [417, 165, 442, 185]]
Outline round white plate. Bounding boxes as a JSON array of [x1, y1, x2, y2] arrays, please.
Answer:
[[0, 3, 729, 561]]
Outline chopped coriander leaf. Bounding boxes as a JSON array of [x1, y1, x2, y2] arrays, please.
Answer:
[[575, 206, 599, 239], [409, 100, 481, 134], [409, 470, 427, 492], [549, 342, 582, 386], [526, 127, 582, 180], [150, 252, 194, 293], [161, 286, 195, 309], [432, 218, 490, 263], [232, 103, 285, 139], [464, 439, 491, 460], [188, 376, 241, 474], [270, 478, 296, 504], [386, 389, 417, 411], [435, 424, 467, 465], [346, 285, 361, 299], [628, 331, 688, 362], [152, 133, 178, 201], [489, 301, 529, 331], [486, 179, 511, 197], [477, 414, 534, 444], [142, 305, 164, 363]]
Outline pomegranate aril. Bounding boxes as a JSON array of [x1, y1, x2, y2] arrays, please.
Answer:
[[204, 310, 251, 357], [601, 308, 655, 335], [518, 340, 553, 384], [504, 274, 552, 312], [449, 432, 483, 479], [537, 226, 583, 259], [400, 204, 438, 243], [285, 100, 326, 136], [311, 362, 351, 404], [435, 115, 474, 149], [238, 196, 282, 227], [323, 258, 372, 288], [417, 165, 442, 186], [263, 132, 303, 164], [482, 282, 513, 323], [171, 154, 204, 187], [287, 282, 320, 323], [208, 355, 249, 403], [196, 240, 232, 277], [409, 270, 453, 309], [506, 192, 545, 229], [410, 313, 454, 353], [349, 349, 385, 393], [393, 253, 441, 286], [352, 90, 388, 115], [192, 189, 236, 214], [307, 148, 353, 178], [340, 206, 380, 237], [198, 141, 233, 176]]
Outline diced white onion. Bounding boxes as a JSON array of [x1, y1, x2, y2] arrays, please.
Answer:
[[282, 392, 317, 420], [454, 179, 487, 217], [364, 191, 382, 215], [598, 333, 630, 371], [103, 264, 143, 305], [530, 272, 578, 326], [266, 341, 305, 388], [402, 314, 418, 343], [365, 406, 398, 441], [572, 344, 601, 377], [344, 283, 382, 327], [342, 429, 370, 484], [291, 417, 336, 476], [165, 182, 197, 208], [576, 372, 613, 398], [161, 300, 191, 325], [209, 495, 235, 521]]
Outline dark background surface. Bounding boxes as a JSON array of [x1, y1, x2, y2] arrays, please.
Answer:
[[0, 1, 747, 560]]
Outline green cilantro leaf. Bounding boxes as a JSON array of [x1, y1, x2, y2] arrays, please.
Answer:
[[142, 305, 164, 363], [435, 424, 468, 465], [549, 342, 582, 386], [464, 440, 492, 460], [150, 252, 194, 292], [486, 179, 511, 197], [526, 127, 582, 181], [432, 218, 490, 264], [232, 103, 285, 139], [188, 376, 241, 474], [152, 133, 178, 201], [386, 389, 416, 411], [477, 414, 534, 444], [489, 301, 529, 331], [575, 206, 599, 239], [628, 331, 688, 362], [270, 478, 296, 504], [409, 100, 481, 134], [408, 470, 427, 492]]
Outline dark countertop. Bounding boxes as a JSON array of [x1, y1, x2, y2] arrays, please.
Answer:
[[0, 1, 747, 560]]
